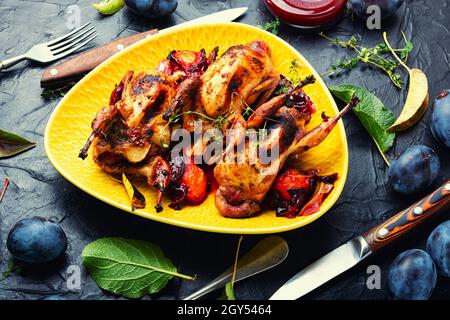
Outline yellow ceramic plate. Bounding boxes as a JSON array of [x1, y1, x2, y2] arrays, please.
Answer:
[[45, 23, 348, 234]]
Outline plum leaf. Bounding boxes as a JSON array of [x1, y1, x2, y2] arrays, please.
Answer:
[[0, 129, 35, 158], [330, 84, 396, 165]]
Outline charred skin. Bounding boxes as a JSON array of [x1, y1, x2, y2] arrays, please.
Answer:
[[165, 40, 280, 135], [214, 89, 359, 218], [134, 156, 171, 213], [79, 105, 123, 159], [199, 40, 280, 118], [81, 47, 215, 163]]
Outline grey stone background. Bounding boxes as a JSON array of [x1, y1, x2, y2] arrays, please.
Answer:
[[0, 0, 449, 300]]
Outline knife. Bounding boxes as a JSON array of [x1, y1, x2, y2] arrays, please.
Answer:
[[40, 7, 248, 88], [270, 180, 450, 300]]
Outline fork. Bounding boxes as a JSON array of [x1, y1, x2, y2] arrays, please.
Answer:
[[0, 21, 98, 71]]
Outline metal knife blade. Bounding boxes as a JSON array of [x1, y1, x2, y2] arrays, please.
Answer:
[[41, 7, 248, 88], [270, 180, 450, 300], [174, 7, 248, 28], [270, 236, 371, 300]]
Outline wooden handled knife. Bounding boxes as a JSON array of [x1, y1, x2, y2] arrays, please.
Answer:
[[40, 29, 158, 88], [270, 180, 450, 300], [40, 7, 248, 88]]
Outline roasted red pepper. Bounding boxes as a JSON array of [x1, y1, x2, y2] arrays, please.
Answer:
[[168, 156, 207, 209], [272, 168, 317, 218], [271, 168, 337, 218], [273, 168, 316, 202], [181, 162, 207, 205]]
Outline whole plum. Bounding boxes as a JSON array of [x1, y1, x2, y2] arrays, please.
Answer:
[[426, 220, 450, 277], [387, 249, 437, 300], [388, 145, 440, 194], [350, 0, 404, 19], [125, 0, 177, 18], [431, 90, 450, 147], [7, 217, 67, 264]]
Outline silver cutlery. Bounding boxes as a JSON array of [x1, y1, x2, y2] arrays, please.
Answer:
[[184, 236, 289, 300], [270, 180, 450, 300], [41, 7, 248, 87], [0, 21, 98, 71]]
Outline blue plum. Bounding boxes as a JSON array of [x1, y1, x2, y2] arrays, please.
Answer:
[[387, 249, 437, 300], [125, 0, 177, 18], [431, 90, 450, 148], [388, 145, 440, 194], [350, 0, 404, 19], [426, 220, 450, 277], [7, 217, 67, 264]]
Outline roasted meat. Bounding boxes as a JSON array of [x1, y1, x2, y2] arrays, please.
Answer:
[[164, 40, 281, 134], [79, 48, 215, 212], [214, 78, 359, 218], [79, 41, 354, 218], [83, 70, 178, 166]]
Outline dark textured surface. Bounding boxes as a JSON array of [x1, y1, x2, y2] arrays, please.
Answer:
[[0, 0, 449, 300]]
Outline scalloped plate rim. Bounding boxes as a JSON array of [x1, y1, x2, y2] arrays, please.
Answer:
[[44, 22, 348, 234]]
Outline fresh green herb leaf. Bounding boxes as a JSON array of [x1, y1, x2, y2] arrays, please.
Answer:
[[82, 237, 195, 299], [320, 32, 413, 88], [257, 17, 280, 35], [330, 84, 395, 166], [0, 129, 35, 158], [41, 82, 76, 99], [288, 59, 303, 85], [1, 260, 22, 281], [225, 282, 236, 300], [225, 235, 243, 300]]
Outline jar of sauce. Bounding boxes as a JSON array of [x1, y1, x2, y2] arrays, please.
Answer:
[[264, 0, 348, 29]]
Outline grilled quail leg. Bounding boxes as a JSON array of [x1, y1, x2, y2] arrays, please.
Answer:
[[214, 96, 359, 218]]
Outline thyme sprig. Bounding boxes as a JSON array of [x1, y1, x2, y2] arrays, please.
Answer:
[[288, 59, 302, 86], [41, 82, 76, 99], [159, 92, 278, 149], [320, 32, 413, 88], [257, 17, 280, 35], [159, 103, 235, 149]]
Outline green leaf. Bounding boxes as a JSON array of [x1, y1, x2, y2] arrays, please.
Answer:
[[225, 282, 236, 300], [223, 235, 243, 300], [0, 129, 35, 158], [330, 85, 396, 161], [257, 17, 280, 35], [1, 260, 22, 280], [82, 238, 194, 299]]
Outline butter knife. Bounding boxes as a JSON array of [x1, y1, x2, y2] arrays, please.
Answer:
[[40, 7, 248, 88], [270, 180, 450, 300]]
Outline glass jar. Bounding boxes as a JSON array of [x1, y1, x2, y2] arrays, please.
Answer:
[[263, 0, 348, 29]]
